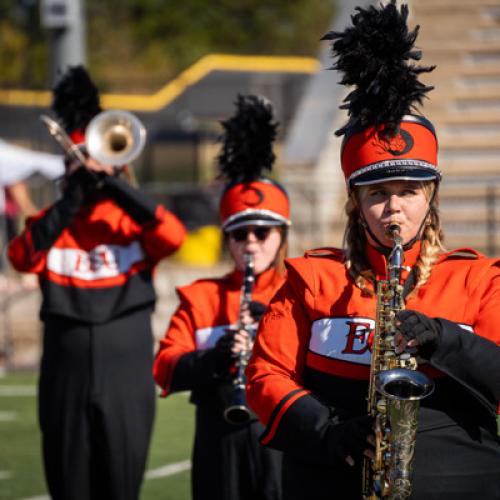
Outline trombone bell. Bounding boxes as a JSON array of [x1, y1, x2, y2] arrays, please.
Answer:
[[86, 110, 146, 166]]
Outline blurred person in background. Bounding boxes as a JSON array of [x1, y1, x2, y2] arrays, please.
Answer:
[[0, 140, 64, 269], [0, 138, 64, 228], [153, 95, 287, 500], [245, 2, 500, 499], [3, 181, 38, 238], [7, 66, 186, 500]]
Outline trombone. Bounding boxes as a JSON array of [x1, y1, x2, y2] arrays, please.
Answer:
[[40, 109, 146, 167]]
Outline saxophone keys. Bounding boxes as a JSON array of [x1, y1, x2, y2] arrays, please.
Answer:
[[376, 399, 387, 413]]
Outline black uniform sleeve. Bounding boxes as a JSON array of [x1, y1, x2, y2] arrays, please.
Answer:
[[263, 391, 372, 466], [429, 318, 500, 414], [101, 175, 158, 225], [170, 348, 226, 393], [153, 288, 231, 397]]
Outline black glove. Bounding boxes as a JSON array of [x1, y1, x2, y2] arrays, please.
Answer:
[[396, 310, 442, 359], [326, 415, 373, 464], [213, 331, 236, 376], [63, 167, 98, 207], [31, 168, 98, 252], [249, 300, 267, 323]]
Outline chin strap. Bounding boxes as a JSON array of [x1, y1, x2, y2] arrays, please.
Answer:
[[359, 215, 392, 255]]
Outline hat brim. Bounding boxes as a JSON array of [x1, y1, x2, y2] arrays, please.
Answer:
[[222, 211, 290, 233], [350, 163, 441, 188]]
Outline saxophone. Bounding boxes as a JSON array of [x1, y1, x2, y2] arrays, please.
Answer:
[[362, 224, 434, 500], [223, 252, 256, 425]]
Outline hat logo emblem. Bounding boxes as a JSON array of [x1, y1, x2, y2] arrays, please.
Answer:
[[241, 186, 264, 206], [380, 129, 414, 156]]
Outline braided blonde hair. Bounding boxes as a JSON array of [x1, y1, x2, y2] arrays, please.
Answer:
[[343, 181, 445, 296]]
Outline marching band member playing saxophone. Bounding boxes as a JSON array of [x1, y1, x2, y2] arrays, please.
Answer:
[[245, 2, 500, 499], [153, 95, 289, 500], [8, 66, 186, 500]]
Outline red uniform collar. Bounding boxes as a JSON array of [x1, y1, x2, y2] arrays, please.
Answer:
[[366, 241, 421, 281]]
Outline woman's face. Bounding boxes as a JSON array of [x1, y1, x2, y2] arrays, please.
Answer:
[[359, 181, 431, 247], [227, 225, 283, 274]]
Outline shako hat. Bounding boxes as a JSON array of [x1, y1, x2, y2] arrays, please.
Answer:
[[52, 65, 102, 145], [322, 0, 441, 192], [218, 94, 290, 232]]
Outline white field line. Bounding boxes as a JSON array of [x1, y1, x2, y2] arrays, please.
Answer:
[[0, 470, 13, 480], [0, 411, 17, 421], [3, 387, 190, 398], [0, 385, 36, 397], [145, 459, 192, 479], [18, 460, 192, 499]]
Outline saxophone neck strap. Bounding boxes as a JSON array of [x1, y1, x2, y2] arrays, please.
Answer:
[[402, 266, 418, 300]]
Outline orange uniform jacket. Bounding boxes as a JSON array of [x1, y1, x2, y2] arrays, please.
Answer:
[[153, 267, 285, 405], [246, 243, 500, 494], [8, 175, 186, 323]]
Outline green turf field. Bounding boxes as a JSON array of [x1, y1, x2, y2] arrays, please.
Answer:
[[0, 371, 195, 500], [1, 371, 498, 500]]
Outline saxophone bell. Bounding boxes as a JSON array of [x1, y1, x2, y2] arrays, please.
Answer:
[[376, 368, 434, 401]]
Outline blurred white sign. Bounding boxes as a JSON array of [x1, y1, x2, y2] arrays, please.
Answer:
[[40, 0, 78, 29]]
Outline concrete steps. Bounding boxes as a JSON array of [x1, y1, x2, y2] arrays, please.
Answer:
[[415, 0, 500, 7], [412, 0, 500, 254], [438, 181, 499, 254], [439, 135, 500, 149], [441, 111, 500, 125]]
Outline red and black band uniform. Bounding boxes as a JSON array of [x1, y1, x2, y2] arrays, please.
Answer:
[[8, 168, 186, 500], [153, 266, 285, 500], [246, 242, 500, 500]]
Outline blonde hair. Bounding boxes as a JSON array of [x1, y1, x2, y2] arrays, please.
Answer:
[[343, 182, 445, 296], [274, 226, 289, 277]]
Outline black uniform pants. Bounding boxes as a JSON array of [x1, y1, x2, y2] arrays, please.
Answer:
[[192, 406, 282, 500], [38, 309, 156, 500], [281, 424, 500, 500]]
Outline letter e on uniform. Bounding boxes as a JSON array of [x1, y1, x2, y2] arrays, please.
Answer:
[[342, 321, 372, 355]]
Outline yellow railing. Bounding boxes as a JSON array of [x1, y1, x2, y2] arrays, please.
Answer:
[[0, 54, 318, 112]]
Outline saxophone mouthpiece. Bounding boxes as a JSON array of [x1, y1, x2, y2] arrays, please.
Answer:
[[387, 224, 401, 238]]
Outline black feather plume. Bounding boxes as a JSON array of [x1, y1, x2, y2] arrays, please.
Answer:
[[218, 94, 278, 183], [322, 0, 435, 137], [52, 65, 102, 133]]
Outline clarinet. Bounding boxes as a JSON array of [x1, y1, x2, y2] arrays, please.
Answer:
[[223, 253, 255, 425]]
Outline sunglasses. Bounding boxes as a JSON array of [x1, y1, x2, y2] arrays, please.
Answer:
[[228, 227, 272, 242]]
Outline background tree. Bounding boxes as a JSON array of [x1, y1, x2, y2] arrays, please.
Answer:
[[0, 0, 336, 92], [0, 0, 47, 88]]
